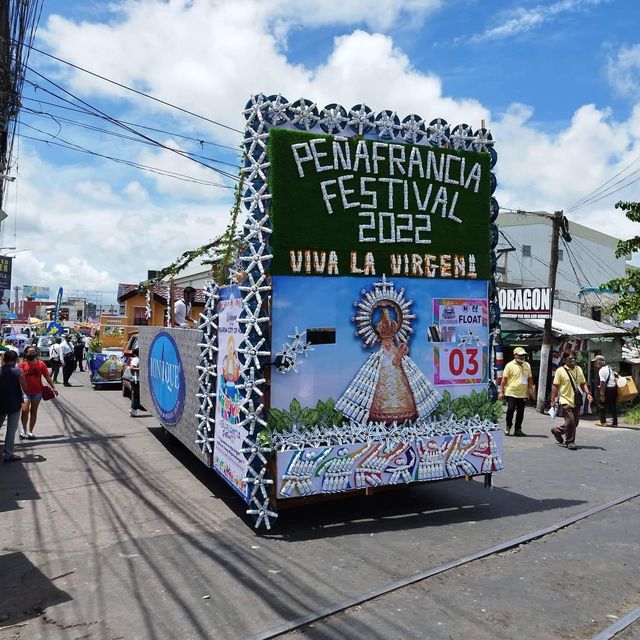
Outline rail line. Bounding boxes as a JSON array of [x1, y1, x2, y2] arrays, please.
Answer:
[[248, 490, 640, 640]]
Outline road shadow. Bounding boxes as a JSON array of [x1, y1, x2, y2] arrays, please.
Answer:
[[0, 552, 71, 626], [146, 425, 587, 541], [0, 455, 44, 512]]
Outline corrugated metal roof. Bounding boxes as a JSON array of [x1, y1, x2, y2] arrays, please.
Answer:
[[516, 308, 627, 337]]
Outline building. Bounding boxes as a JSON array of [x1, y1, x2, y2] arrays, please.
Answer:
[[496, 212, 631, 402], [496, 211, 629, 319], [116, 282, 207, 328]]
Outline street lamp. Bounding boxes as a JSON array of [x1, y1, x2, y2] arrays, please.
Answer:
[[0, 174, 16, 182]]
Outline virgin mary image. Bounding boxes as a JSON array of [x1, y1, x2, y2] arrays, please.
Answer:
[[336, 276, 440, 424]]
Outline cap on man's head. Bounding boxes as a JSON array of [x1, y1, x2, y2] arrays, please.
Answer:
[[592, 355, 605, 363], [513, 347, 527, 356]]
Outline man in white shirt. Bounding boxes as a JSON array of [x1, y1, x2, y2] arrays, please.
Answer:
[[173, 286, 196, 328], [4, 337, 19, 355], [593, 355, 618, 427], [60, 335, 75, 386], [49, 337, 62, 383]]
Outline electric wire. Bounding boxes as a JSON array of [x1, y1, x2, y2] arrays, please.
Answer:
[[17, 95, 239, 151], [16, 130, 234, 189], [23, 40, 243, 134], [23, 68, 241, 182], [21, 108, 241, 169], [565, 155, 640, 213]]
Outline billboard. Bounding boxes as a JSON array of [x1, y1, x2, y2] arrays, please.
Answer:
[[23, 285, 50, 301], [498, 286, 551, 319], [0, 255, 12, 291]]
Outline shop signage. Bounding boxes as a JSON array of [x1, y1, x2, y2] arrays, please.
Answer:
[[498, 287, 551, 319]]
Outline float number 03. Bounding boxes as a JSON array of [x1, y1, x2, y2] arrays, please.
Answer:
[[448, 347, 479, 377]]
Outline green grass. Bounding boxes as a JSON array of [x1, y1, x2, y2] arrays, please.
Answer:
[[621, 403, 640, 425]]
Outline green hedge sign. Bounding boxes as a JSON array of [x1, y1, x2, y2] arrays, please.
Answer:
[[268, 128, 491, 279]]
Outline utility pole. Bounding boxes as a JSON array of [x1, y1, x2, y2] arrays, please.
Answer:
[[536, 210, 563, 413]]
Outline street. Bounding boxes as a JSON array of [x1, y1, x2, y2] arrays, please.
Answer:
[[1, 373, 640, 640]]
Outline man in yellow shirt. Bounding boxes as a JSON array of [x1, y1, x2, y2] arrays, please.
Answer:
[[550, 351, 593, 450], [498, 346, 534, 437]]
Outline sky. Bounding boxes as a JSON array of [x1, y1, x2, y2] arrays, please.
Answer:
[[1, 0, 640, 305]]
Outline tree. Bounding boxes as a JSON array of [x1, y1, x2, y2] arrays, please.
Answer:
[[601, 201, 640, 323]]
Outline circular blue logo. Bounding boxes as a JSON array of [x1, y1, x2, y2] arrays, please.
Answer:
[[148, 331, 186, 424]]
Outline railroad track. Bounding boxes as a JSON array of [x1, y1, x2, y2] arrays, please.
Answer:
[[248, 491, 640, 640]]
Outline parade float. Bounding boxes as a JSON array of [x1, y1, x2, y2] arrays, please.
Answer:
[[139, 95, 502, 529]]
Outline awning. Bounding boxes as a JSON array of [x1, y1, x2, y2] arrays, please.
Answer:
[[513, 308, 627, 338]]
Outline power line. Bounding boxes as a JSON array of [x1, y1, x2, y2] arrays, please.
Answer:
[[565, 155, 640, 213], [21, 108, 241, 169], [24, 68, 241, 182], [17, 129, 234, 189], [17, 95, 240, 151], [22, 40, 243, 134]]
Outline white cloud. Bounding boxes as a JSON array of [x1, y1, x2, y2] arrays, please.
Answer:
[[472, 0, 607, 42], [4, 0, 639, 303], [607, 43, 640, 99]]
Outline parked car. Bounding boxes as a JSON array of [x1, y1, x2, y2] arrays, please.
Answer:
[[36, 335, 55, 366]]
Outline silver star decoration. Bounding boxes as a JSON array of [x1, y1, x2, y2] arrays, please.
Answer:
[[290, 98, 319, 130], [238, 271, 270, 303], [238, 338, 270, 369]]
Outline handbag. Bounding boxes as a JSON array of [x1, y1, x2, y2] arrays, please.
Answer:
[[42, 386, 55, 401], [564, 366, 583, 409]]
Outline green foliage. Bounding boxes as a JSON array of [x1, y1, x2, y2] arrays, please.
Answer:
[[601, 201, 640, 323], [435, 389, 503, 423], [619, 395, 640, 424], [89, 334, 102, 353], [267, 397, 344, 434]]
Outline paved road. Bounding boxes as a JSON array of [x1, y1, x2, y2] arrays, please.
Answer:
[[1, 373, 639, 639]]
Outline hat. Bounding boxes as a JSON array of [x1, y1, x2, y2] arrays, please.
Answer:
[[513, 347, 527, 355], [591, 354, 605, 363]]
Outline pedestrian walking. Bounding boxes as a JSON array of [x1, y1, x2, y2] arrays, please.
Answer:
[[18, 345, 57, 440], [128, 348, 144, 417], [498, 346, 534, 437], [0, 350, 28, 461], [60, 335, 75, 387], [550, 351, 593, 450], [49, 336, 62, 383], [592, 355, 618, 427], [74, 335, 85, 371]]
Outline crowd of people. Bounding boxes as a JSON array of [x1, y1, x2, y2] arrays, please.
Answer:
[[0, 332, 91, 462]]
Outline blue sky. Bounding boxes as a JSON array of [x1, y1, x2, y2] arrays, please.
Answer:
[[1, 0, 639, 303]]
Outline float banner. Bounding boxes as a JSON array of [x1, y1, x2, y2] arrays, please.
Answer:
[[213, 285, 250, 502], [270, 276, 489, 418], [0, 255, 12, 290], [498, 287, 551, 319], [147, 331, 186, 425], [23, 285, 50, 300], [268, 128, 491, 279], [53, 287, 63, 323]]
